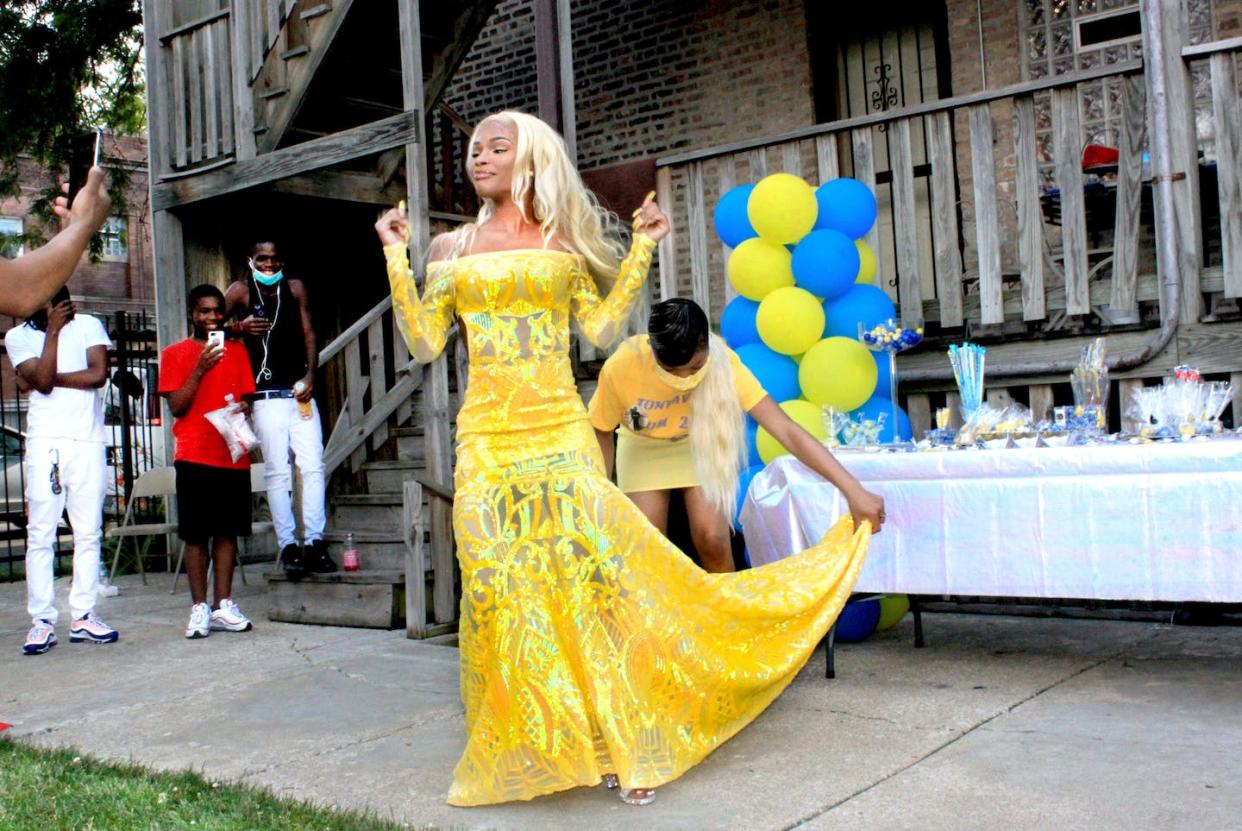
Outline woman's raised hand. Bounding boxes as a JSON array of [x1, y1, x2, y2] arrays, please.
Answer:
[[375, 206, 409, 247], [632, 192, 671, 243]]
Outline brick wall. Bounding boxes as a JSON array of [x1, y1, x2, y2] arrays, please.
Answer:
[[444, 0, 815, 171], [0, 134, 154, 393]]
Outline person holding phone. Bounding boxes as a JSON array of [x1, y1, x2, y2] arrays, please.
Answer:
[[0, 164, 111, 317], [223, 240, 331, 579], [6, 286, 117, 654], [158, 285, 257, 639]]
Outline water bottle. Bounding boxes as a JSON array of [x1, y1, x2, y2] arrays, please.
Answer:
[[98, 559, 119, 597], [342, 532, 360, 572]]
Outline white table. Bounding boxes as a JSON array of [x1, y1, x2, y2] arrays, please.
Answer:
[[740, 440, 1242, 603]]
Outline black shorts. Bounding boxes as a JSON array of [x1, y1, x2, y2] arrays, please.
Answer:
[[174, 461, 252, 543]]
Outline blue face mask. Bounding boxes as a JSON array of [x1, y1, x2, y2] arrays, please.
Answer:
[[250, 259, 283, 286]]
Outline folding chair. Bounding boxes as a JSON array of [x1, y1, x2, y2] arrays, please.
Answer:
[[170, 462, 272, 593], [106, 466, 181, 587]]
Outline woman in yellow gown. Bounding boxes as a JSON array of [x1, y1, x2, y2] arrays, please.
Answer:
[[376, 110, 885, 807]]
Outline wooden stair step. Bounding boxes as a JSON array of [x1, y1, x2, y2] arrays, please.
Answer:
[[259, 85, 289, 99], [324, 529, 403, 544], [264, 568, 403, 584], [332, 493, 403, 506], [280, 44, 310, 60], [300, 2, 332, 20], [265, 568, 409, 629]]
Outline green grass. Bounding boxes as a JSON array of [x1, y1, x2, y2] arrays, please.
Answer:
[[0, 738, 417, 831]]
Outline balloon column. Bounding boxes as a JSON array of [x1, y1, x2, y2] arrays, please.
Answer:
[[716, 173, 914, 472]]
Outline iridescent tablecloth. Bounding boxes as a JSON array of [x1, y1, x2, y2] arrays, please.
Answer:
[[739, 440, 1242, 602]]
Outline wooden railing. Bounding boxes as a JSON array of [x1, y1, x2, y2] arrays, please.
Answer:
[[654, 42, 1241, 344], [319, 296, 419, 475], [157, 8, 238, 172]]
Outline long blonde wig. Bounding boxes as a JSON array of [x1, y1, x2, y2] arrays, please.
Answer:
[[445, 110, 629, 291], [689, 334, 748, 520]]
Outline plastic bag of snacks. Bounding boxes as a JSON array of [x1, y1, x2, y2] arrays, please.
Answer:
[[957, 403, 1032, 445], [204, 394, 259, 462]]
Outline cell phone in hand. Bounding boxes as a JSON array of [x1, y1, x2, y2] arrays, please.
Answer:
[[65, 130, 102, 204], [207, 330, 225, 350]]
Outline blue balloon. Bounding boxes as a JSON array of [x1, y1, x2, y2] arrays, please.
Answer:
[[744, 416, 762, 467], [733, 463, 764, 531], [834, 598, 881, 643], [821, 284, 896, 339], [791, 229, 860, 300], [735, 343, 801, 403], [850, 395, 913, 443], [720, 296, 761, 349], [714, 184, 758, 248], [815, 178, 878, 239]]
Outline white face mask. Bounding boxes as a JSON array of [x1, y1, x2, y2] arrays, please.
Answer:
[[653, 354, 712, 391]]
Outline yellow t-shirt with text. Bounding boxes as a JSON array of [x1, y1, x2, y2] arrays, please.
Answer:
[[588, 335, 768, 440]]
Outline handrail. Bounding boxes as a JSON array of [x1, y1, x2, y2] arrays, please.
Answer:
[[319, 297, 392, 364], [1180, 36, 1242, 59], [159, 7, 231, 43], [656, 59, 1144, 167]]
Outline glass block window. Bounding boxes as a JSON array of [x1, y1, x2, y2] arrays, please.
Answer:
[[1021, 0, 1214, 187], [101, 216, 128, 262]]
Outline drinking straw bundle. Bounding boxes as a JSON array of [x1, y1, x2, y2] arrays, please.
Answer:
[[948, 342, 986, 415], [1071, 337, 1108, 407]]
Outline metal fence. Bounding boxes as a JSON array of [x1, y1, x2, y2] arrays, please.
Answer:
[[1, 310, 164, 581]]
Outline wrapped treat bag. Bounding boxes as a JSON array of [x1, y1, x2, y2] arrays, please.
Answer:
[[204, 394, 260, 462]]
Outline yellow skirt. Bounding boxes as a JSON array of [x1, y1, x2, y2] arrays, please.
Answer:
[[615, 427, 699, 492]]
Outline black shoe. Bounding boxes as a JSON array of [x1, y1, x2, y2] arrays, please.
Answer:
[[304, 539, 338, 574], [279, 543, 305, 580]]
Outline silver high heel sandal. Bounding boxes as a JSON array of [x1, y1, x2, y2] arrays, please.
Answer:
[[619, 787, 656, 806], [602, 773, 620, 790]]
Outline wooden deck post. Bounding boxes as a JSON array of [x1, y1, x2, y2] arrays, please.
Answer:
[[1142, 0, 1203, 323], [399, 0, 456, 628], [534, 0, 576, 161]]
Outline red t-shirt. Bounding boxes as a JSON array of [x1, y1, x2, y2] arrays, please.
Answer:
[[158, 338, 256, 470]]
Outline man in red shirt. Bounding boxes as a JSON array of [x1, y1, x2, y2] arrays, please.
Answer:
[[158, 285, 257, 639]]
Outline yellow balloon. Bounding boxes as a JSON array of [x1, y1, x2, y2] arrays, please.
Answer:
[[855, 240, 877, 284], [757, 399, 827, 463], [747, 173, 818, 244], [799, 337, 878, 411], [726, 238, 794, 301], [756, 287, 825, 356]]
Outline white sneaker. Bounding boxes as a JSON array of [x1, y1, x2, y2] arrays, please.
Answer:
[[186, 603, 211, 639], [209, 598, 253, 633]]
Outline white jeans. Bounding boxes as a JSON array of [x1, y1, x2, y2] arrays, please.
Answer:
[[24, 437, 106, 625], [252, 398, 326, 547]]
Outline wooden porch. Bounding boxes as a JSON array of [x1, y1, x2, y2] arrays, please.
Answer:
[[653, 15, 1242, 437]]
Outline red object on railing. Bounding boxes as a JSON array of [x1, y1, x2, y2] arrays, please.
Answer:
[[1082, 144, 1120, 170]]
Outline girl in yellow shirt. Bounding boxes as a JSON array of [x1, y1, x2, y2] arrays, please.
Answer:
[[590, 298, 883, 572]]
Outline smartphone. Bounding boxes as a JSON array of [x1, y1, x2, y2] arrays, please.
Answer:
[[207, 330, 225, 350], [65, 130, 102, 204]]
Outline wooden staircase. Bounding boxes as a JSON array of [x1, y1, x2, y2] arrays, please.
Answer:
[[266, 312, 465, 636]]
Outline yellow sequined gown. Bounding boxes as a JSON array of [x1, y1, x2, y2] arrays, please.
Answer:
[[385, 235, 871, 806]]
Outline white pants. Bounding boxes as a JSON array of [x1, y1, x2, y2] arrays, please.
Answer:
[[25, 437, 106, 625], [252, 398, 326, 547]]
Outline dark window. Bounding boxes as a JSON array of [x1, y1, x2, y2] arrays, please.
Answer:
[[1078, 11, 1142, 48]]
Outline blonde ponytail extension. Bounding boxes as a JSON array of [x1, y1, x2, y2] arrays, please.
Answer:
[[689, 334, 747, 520]]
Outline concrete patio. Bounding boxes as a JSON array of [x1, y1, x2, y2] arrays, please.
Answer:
[[2, 574, 1240, 830]]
